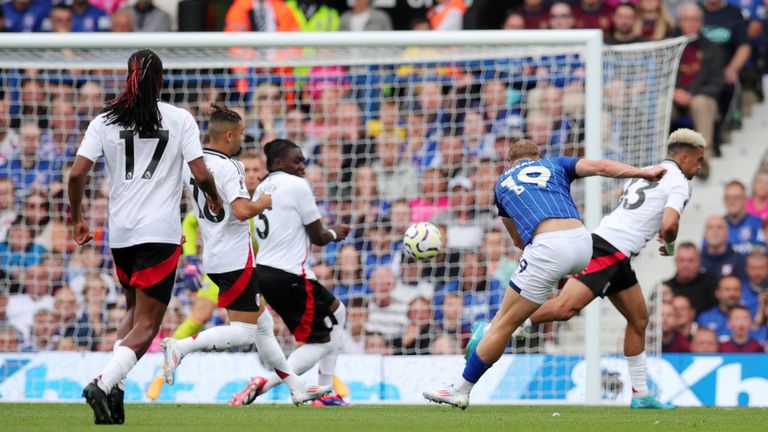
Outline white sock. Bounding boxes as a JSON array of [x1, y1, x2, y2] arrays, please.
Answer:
[[113, 339, 126, 391], [318, 304, 346, 389], [626, 351, 649, 397], [253, 312, 305, 395], [454, 376, 474, 395], [176, 322, 255, 354], [263, 342, 332, 392], [97, 346, 137, 393]]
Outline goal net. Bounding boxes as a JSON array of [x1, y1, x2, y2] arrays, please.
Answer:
[[0, 32, 688, 404]]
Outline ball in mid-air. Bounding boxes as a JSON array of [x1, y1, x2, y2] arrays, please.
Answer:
[[403, 222, 443, 261]]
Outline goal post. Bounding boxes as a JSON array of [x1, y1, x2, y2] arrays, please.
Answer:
[[0, 31, 689, 404]]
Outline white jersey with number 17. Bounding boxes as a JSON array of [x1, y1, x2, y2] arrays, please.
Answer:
[[594, 160, 691, 256], [76, 102, 204, 248], [253, 171, 321, 280]]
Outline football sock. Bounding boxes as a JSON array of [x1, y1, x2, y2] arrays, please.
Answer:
[[176, 322, 255, 353], [263, 342, 332, 392], [456, 350, 492, 394], [113, 339, 126, 391], [318, 304, 346, 390], [626, 351, 649, 397], [253, 312, 305, 395], [97, 346, 137, 393], [172, 317, 205, 339]]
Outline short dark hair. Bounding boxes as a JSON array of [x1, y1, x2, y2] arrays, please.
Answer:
[[677, 241, 697, 251], [209, 103, 241, 124], [347, 296, 368, 309], [717, 274, 742, 287], [263, 139, 300, 172]]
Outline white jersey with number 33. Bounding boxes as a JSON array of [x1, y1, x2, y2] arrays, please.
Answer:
[[76, 102, 204, 248], [183, 149, 252, 274], [594, 160, 691, 256], [252, 171, 321, 279]]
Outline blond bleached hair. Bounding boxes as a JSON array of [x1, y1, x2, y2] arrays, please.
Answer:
[[667, 128, 707, 149]]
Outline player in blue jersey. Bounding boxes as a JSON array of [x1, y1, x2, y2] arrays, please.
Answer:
[[423, 139, 666, 409]]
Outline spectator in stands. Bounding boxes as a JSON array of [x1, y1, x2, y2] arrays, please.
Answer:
[[335, 244, 370, 303], [719, 305, 764, 352], [22, 190, 54, 252], [341, 296, 368, 354], [481, 79, 523, 144], [724, 180, 765, 255], [636, 0, 673, 41], [501, 10, 526, 30], [110, 9, 133, 32], [71, 274, 109, 349], [22, 308, 57, 352], [15, 79, 47, 130], [0, 292, 7, 324], [1, 122, 61, 198], [742, 250, 768, 317], [66, 244, 116, 302], [662, 302, 691, 352], [53, 286, 92, 347], [76, 82, 104, 132], [430, 134, 467, 178], [472, 159, 501, 208], [338, 101, 374, 170], [249, 83, 287, 143], [350, 167, 387, 234], [287, 0, 341, 32], [483, 229, 518, 285], [71, 0, 110, 31], [434, 292, 470, 347], [6, 264, 54, 338], [366, 100, 405, 141], [0, 96, 18, 166], [522, 0, 550, 29], [284, 109, 316, 161], [747, 171, 768, 220], [671, 3, 723, 167], [427, 0, 466, 31], [697, 274, 744, 339], [524, 111, 552, 157], [2, 0, 49, 32], [306, 85, 342, 143], [362, 217, 396, 276], [671, 295, 697, 340], [340, 0, 392, 31], [392, 296, 433, 355], [97, 328, 118, 352], [389, 200, 412, 242], [0, 325, 21, 352], [364, 332, 392, 354], [372, 131, 418, 202], [0, 178, 16, 242], [572, 0, 612, 34], [701, 215, 746, 280], [0, 217, 46, 286], [605, 3, 643, 45], [549, 3, 577, 30], [435, 251, 502, 324], [664, 242, 719, 313], [462, 112, 495, 161], [47, 4, 73, 32], [431, 334, 461, 355], [365, 266, 410, 339], [701, 0, 750, 140], [122, 0, 171, 32], [397, 253, 435, 300], [315, 142, 344, 200], [432, 176, 494, 250], [225, 0, 299, 32], [753, 290, 768, 344], [45, 100, 79, 160], [408, 168, 448, 223], [690, 327, 719, 353]]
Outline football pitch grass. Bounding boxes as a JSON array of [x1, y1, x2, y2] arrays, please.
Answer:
[[1, 404, 766, 432]]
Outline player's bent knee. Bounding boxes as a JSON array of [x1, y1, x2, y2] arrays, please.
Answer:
[[255, 310, 274, 335], [231, 321, 260, 340]]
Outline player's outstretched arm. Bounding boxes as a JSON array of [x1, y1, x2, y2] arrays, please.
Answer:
[[230, 193, 272, 221], [68, 155, 95, 245], [188, 157, 223, 214], [305, 220, 352, 246], [575, 159, 667, 181]]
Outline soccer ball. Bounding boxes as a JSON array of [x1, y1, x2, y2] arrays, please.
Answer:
[[402, 222, 443, 261]]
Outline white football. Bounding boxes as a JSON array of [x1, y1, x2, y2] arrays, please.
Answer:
[[402, 222, 443, 261]]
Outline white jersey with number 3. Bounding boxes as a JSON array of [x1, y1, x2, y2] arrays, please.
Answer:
[[76, 102, 204, 248], [253, 171, 321, 279], [594, 160, 691, 256], [182, 149, 252, 274]]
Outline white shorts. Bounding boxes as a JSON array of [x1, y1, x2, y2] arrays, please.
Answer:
[[509, 227, 592, 304]]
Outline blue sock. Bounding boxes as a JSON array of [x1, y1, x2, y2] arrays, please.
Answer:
[[462, 350, 493, 384]]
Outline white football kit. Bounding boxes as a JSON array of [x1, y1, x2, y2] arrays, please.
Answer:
[[77, 102, 204, 248], [253, 171, 322, 280], [594, 159, 691, 256], [182, 149, 252, 274]]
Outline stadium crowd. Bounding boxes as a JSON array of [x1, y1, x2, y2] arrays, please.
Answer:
[[1, 0, 768, 356]]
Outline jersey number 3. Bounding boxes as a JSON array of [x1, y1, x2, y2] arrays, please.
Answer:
[[120, 130, 169, 180], [500, 166, 552, 195]]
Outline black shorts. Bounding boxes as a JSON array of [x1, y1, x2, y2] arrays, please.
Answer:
[[208, 263, 260, 312], [256, 265, 337, 344], [575, 234, 638, 298], [112, 242, 182, 305]]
